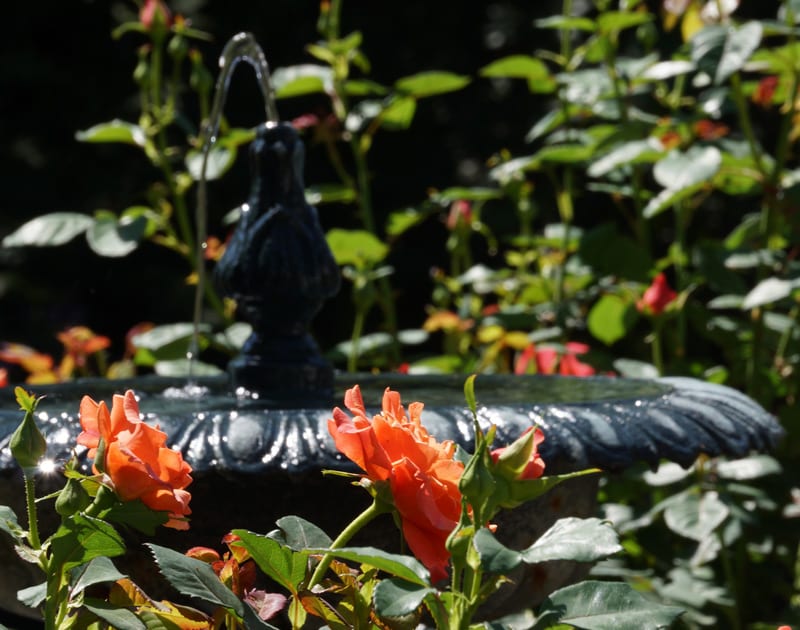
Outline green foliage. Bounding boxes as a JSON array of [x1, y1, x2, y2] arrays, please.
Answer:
[[535, 580, 685, 629], [51, 514, 126, 571]]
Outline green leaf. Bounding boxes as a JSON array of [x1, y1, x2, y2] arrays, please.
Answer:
[[86, 214, 147, 257], [386, 208, 429, 236], [100, 498, 169, 536], [663, 491, 729, 542], [472, 528, 522, 573], [525, 108, 574, 143], [588, 295, 637, 346], [307, 546, 431, 586], [653, 146, 722, 191], [534, 144, 595, 164], [212, 322, 252, 352], [272, 64, 333, 98], [715, 455, 782, 480], [536, 580, 684, 629], [185, 146, 236, 181], [153, 359, 223, 377], [343, 79, 389, 96], [640, 60, 696, 81], [430, 187, 502, 203], [51, 513, 126, 571], [612, 358, 659, 379], [17, 582, 46, 608], [75, 119, 146, 146], [146, 543, 244, 615], [643, 182, 706, 219], [642, 462, 694, 487], [521, 517, 622, 564], [326, 228, 389, 266], [330, 332, 394, 360], [231, 530, 306, 593], [70, 556, 127, 596], [597, 11, 652, 33], [131, 322, 208, 352], [741, 277, 799, 309], [464, 374, 477, 416], [268, 515, 332, 551], [505, 468, 600, 509], [407, 355, 464, 374], [83, 598, 147, 630], [380, 96, 417, 130], [480, 55, 556, 93], [305, 183, 357, 205], [373, 578, 434, 617], [534, 15, 597, 31], [587, 139, 662, 177], [394, 71, 471, 98], [691, 22, 763, 85], [2, 212, 94, 248], [0, 505, 23, 544]]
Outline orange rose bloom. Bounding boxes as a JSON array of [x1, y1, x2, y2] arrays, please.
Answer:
[[77, 390, 192, 530], [328, 386, 464, 582]]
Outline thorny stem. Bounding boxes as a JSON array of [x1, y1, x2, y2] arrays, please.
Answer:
[[604, 34, 648, 249], [718, 529, 743, 630], [651, 322, 665, 376], [348, 303, 367, 373], [23, 470, 40, 550], [148, 41, 227, 322]]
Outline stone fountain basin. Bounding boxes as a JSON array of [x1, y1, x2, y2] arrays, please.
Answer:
[[0, 373, 784, 622]]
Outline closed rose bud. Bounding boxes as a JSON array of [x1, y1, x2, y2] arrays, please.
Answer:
[[55, 478, 91, 516], [10, 389, 47, 470], [637, 273, 678, 316]]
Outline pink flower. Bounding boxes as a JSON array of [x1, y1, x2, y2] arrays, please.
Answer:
[[517, 342, 595, 377], [446, 200, 472, 231], [637, 273, 678, 316], [753, 76, 779, 107]]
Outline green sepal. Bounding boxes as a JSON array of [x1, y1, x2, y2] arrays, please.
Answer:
[[492, 427, 538, 480], [500, 468, 601, 510]]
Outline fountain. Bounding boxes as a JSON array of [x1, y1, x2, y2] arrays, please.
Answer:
[[0, 32, 785, 625]]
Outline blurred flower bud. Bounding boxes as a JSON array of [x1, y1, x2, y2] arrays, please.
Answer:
[[140, 0, 172, 39], [637, 273, 678, 316]]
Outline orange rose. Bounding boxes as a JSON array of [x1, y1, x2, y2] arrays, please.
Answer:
[[329, 386, 463, 582], [77, 390, 192, 530]]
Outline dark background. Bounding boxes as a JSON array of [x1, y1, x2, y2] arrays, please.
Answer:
[[0, 0, 566, 362], [0, 0, 776, 364]]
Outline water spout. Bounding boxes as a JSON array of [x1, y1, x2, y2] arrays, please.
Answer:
[[190, 32, 281, 381]]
